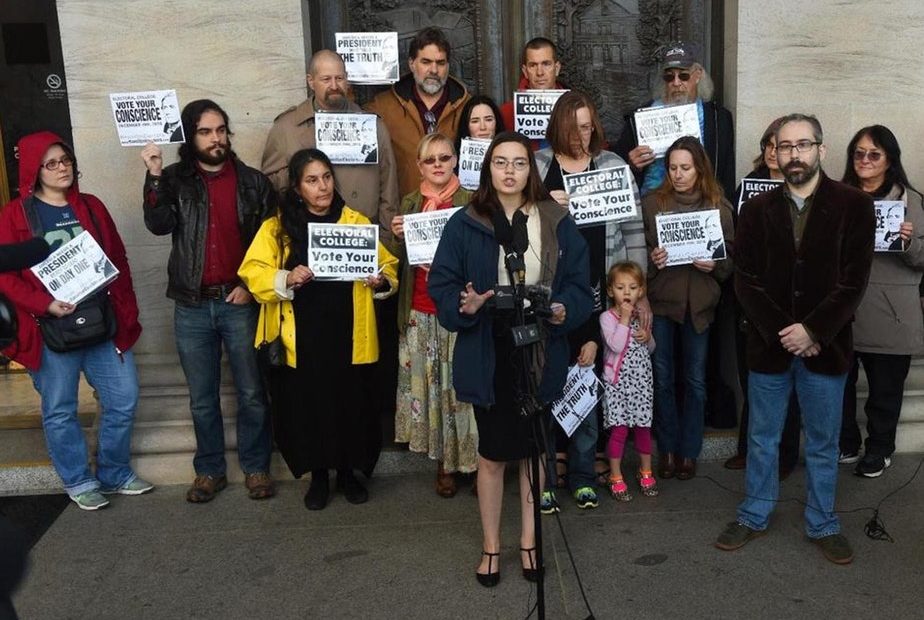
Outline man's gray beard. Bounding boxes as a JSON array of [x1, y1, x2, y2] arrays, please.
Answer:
[[417, 77, 445, 95], [665, 91, 692, 105], [321, 93, 349, 111]]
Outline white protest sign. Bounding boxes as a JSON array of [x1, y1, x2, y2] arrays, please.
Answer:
[[307, 223, 378, 281], [633, 103, 701, 157], [335, 32, 400, 84], [31, 231, 119, 304], [109, 90, 185, 146], [403, 208, 461, 265], [458, 138, 490, 190], [563, 165, 638, 226], [513, 90, 568, 139], [737, 177, 784, 213], [655, 209, 727, 266], [315, 113, 379, 164], [551, 364, 601, 437], [874, 200, 905, 252]]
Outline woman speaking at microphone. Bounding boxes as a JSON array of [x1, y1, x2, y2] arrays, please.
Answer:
[[428, 132, 592, 587]]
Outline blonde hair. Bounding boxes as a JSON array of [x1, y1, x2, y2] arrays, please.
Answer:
[[605, 261, 645, 298], [416, 132, 455, 161]]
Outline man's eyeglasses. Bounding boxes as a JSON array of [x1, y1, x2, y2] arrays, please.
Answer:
[[42, 156, 74, 171], [423, 110, 437, 134], [491, 157, 529, 171], [853, 149, 883, 163], [662, 71, 692, 83], [421, 154, 453, 165], [776, 141, 821, 155]]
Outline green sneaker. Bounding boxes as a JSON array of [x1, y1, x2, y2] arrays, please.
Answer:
[[540, 491, 560, 515], [102, 477, 155, 496], [714, 521, 765, 551], [573, 486, 599, 509], [71, 490, 110, 511], [811, 533, 853, 565]]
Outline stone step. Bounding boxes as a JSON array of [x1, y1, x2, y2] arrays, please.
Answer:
[[134, 385, 238, 423]]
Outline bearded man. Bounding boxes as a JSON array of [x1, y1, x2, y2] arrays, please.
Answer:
[[141, 99, 277, 504]]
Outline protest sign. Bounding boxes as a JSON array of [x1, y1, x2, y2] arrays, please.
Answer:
[[335, 32, 399, 84], [563, 165, 638, 225], [513, 90, 568, 139], [315, 113, 379, 164], [31, 231, 119, 304], [458, 138, 490, 190], [737, 177, 784, 212], [655, 209, 726, 266], [874, 200, 905, 252], [551, 364, 601, 437], [109, 90, 185, 146], [307, 223, 379, 281], [403, 208, 461, 265], [633, 103, 701, 157]]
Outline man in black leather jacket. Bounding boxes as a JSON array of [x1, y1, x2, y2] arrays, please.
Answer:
[[141, 99, 277, 504]]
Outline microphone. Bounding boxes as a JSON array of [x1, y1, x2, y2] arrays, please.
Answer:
[[511, 209, 529, 255], [493, 208, 527, 286], [0, 238, 52, 273]]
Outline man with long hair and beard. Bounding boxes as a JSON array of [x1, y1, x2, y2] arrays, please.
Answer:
[[140, 99, 277, 504]]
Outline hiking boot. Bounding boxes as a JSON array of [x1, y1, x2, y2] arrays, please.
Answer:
[[811, 533, 853, 565], [186, 474, 227, 503], [540, 491, 560, 514], [854, 454, 891, 478], [245, 472, 276, 500], [71, 490, 110, 511], [573, 486, 599, 509], [101, 477, 154, 496], [714, 521, 765, 551]]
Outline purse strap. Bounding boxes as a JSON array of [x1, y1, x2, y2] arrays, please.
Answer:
[[261, 226, 286, 344]]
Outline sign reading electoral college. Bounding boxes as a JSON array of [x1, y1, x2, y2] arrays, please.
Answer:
[[551, 364, 601, 437], [109, 89, 185, 146], [633, 103, 701, 158], [737, 177, 784, 212], [31, 231, 120, 305], [874, 200, 905, 252], [655, 210, 727, 266], [307, 223, 378, 281], [315, 113, 379, 164], [514, 90, 568, 139], [335, 32, 399, 84], [458, 138, 490, 190], [563, 165, 638, 226]]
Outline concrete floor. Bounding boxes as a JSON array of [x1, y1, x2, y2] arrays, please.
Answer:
[[11, 456, 924, 619]]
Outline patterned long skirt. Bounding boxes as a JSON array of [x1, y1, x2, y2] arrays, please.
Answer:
[[395, 310, 478, 473]]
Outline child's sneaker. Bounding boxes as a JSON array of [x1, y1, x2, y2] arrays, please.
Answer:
[[573, 486, 599, 509], [540, 490, 561, 514], [608, 475, 632, 502], [637, 470, 659, 497]]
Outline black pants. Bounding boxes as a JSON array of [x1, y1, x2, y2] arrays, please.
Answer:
[[841, 352, 911, 457]]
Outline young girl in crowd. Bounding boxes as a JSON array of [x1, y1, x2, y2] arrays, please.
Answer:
[[600, 261, 657, 501]]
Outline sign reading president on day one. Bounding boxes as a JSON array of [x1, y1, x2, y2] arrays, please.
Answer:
[[513, 90, 568, 139], [633, 102, 701, 158], [563, 165, 638, 226], [458, 138, 490, 190], [335, 32, 400, 84], [31, 231, 120, 304], [315, 112, 379, 164], [655, 209, 727, 266], [307, 223, 378, 281], [109, 89, 185, 146]]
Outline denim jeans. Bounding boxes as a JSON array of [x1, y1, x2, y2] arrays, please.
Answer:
[[29, 341, 139, 496], [174, 300, 271, 476], [737, 358, 846, 538], [545, 404, 599, 492], [652, 315, 710, 459]]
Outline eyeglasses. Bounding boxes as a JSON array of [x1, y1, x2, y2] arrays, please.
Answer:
[[491, 157, 529, 171], [763, 142, 777, 153], [42, 156, 74, 171], [853, 149, 883, 163], [423, 110, 437, 134], [421, 154, 453, 165], [776, 141, 821, 155], [662, 71, 692, 83]]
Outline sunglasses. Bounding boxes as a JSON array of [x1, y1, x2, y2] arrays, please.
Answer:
[[853, 149, 883, 163], [662, 71, 692, 82], [421, 154, 453, 165]]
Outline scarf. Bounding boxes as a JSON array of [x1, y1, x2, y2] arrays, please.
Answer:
[[420, 175, 461, 212]]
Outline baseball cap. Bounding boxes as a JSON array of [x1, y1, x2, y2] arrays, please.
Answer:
[[661, 42, 699, 69]]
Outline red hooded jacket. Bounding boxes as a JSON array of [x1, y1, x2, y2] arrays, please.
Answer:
[[0, 131, 141, 369]]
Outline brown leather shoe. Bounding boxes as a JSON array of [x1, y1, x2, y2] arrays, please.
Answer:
[[186, 474, 227, 503], [724, 453, 746, 470], [658, 453, 676, 479], [676, 458, 697, 480], [436, 465, 458, 498], [245, 472, 276, 500]]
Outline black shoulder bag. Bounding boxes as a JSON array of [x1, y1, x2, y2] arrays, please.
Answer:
[[256, 230, 285, 368]]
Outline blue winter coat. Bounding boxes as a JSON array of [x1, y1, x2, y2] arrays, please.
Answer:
[[428, 199, 592, 407]]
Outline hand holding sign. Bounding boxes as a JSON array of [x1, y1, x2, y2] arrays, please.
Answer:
[[650, 246, 668, 270], [141, 142, 164, 177], [286, 265, 314, 289], [47, 300, 75, 317]]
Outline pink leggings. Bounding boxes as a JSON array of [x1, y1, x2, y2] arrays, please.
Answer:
[[606, 426, 652, 459]]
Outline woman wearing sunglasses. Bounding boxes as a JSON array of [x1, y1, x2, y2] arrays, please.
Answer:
[[839, 125, 924, 477], [390, 133, 478, 497]]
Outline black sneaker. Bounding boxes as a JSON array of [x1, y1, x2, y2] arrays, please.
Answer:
[[304, 470, 330, 510], [854, 454, 891, 478], [337, 470, 369, 504], [837, 451, 859, 465]]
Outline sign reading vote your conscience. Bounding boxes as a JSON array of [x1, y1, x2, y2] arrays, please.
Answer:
[[307, 223, 378, 281], [109, 89, 185, 146], [403, 208, 462, 265], [655, 209, 727, 266], [513, 90, 568, 139], [737, 177, 784, 213], [335, 32, 400, 84], [315, 112, 379, 164], [31, 231, 120, 305], [551, 364, 602, 437], [874, 200, 905, 253], [458, 138, 490, 190], [563, 165, 638, 226], [633, 102, 701, 158]]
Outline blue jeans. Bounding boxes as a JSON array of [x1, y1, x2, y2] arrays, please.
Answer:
[[545, 404, 599, 492], [737, 358, 846, 538], [174, 300, 271, 476], [29, 341, 139, 496], [652, 315, 709, 459]]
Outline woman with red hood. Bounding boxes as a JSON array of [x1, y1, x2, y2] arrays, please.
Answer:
[[0, 131, 152, 510]]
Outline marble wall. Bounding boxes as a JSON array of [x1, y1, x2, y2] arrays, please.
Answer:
[[729, 0, 924, 183]]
